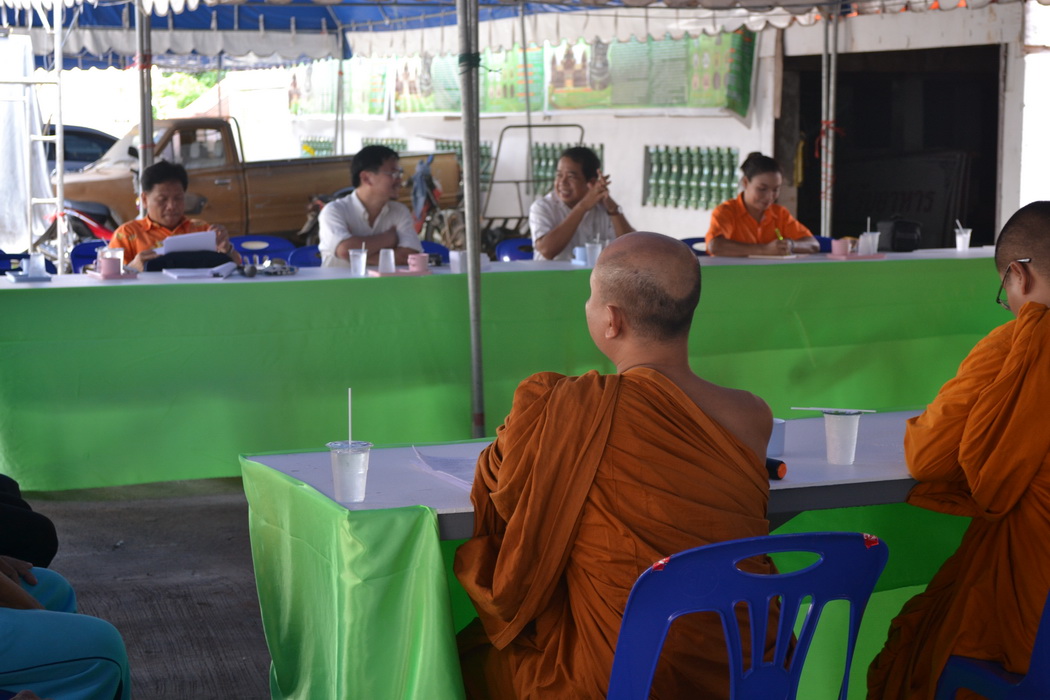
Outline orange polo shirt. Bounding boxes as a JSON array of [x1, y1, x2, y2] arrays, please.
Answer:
[[705, 194, 812, 249], [109, 217, 212, 265]]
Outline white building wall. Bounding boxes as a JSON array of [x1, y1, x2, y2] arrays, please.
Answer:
[[782, 2, 1025, 233], [1020, 2, 1050, 209], [307, 3, 1031, 240], [291, 31, 783, 241]]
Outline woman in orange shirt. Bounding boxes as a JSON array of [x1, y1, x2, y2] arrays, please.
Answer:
[[705, 152, 819, 257]]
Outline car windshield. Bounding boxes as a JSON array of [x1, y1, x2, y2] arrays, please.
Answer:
[[94, 126, 168, 167]]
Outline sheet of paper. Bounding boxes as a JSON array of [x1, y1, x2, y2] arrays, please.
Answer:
[[162, 261, 238, 280], [162, 268, 214, 279], [411, 444, 488, 490], [156, 230, 216, 255]]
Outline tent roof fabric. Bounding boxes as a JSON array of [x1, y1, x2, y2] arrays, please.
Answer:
[[2, 0, 1047, 67]]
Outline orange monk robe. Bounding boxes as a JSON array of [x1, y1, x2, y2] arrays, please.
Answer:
[[454, 368, 779, 699], [705, 193, 813, 250], [868, 302, 1050, 700], [109, 216, 212, 265]]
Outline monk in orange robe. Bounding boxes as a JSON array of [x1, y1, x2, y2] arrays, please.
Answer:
[[868, 201, 1050, 700], [454, 232, 781, 699]]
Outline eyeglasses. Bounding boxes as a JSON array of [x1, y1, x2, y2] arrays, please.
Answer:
[[377, 168, 404, 180], [996, 257, 1032, 310]]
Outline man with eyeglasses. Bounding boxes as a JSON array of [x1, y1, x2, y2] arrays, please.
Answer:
[[318, 144, 423, 267], [869, 200, 1050, 699]]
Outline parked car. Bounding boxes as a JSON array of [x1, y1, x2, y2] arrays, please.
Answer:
[[61, 117, 461, 236], [45, 124, 118, 172]]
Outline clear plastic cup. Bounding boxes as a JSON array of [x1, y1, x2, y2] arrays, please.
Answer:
[[859, 232, 880, 256], [349, 249, 367, 277], [956, 229, 972, 252], [585, 242, 602, 268], [327, 440, 373, 503], [824, 411, 861, 465]]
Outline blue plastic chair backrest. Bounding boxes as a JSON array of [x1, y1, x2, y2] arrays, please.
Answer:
[[230, 235, 296, 262], [0, 253, 57, 274], [607, 531, 889, 700], [287, 245, 322, 267], [680, 237, 708, 256], [495, 237, 534, 262], [420, 240, 450, 263], [935, 588, 1050, 699], [70, 239, 108, 273]]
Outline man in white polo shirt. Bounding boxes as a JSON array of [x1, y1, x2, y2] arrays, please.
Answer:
[[318, 145, 423, 267], [529, 146, 634, 261]]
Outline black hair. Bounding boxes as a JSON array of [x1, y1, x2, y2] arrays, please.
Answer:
[[740, 152, 782, 180], [141, 160, 188, 192], [995, 201, 1050, 276], [559, 146, 602, 181], [351, 145, 400, 188]]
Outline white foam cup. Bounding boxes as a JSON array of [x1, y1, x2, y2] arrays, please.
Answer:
[[377, 249, 396, 274], [768, 418, 786, 458], [824, 411, 861, 465]]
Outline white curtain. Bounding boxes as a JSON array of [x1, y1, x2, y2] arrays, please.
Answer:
[[0, 34, 50, 253]]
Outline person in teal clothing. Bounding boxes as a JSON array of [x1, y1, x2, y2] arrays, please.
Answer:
[[0, 557, 129, 699]]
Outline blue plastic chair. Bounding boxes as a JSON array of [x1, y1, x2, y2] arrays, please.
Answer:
[[70, 239, 108, 273], [0, 253, 57, 274], [935, 590, 1050, 700], [287, 245, 322, 267], [495, 237, 533, 261], [420, 240, 450, 263], [680, 237, 708, 256], [230, 235, 296, 263], [607, 531, 889, 700]]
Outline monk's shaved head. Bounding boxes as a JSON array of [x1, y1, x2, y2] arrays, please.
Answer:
[[996, 201, 1050, 277], [591, 232, 701, 341]]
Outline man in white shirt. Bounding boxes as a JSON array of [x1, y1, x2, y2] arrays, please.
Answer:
[[529, 146, 634, 261], [318, 145, 423, 267]]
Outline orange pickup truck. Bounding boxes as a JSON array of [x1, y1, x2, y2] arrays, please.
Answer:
[[62, 117, 461, 237]]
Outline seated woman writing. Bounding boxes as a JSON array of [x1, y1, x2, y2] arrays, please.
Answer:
[[705, 152, 819, 257]]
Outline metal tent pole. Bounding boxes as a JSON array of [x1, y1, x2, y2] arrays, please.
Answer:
[[827, 9, 838, 237], [335, 31, 346, 154], [457, 0, 486, 438], [53, 0, 66, 271], [136, 0, 154, 215], [820, 5, 830, 238], [520, 5, 534, 186]]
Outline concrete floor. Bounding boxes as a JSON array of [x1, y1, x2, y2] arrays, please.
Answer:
[[28, 478, 272, 699]]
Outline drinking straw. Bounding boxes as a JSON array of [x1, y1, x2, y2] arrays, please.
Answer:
[[955, 219, 964, 233], [348, 388, 353, 443], [791, 406, 876, 413], [866, 216, 871, 232]]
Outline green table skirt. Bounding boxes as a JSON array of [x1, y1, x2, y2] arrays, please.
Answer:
[[5, 258, 1003, 490], [243, 455, 969, 700]]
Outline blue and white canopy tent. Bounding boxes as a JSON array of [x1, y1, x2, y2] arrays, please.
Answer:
[[2, 0, 1041, 435]]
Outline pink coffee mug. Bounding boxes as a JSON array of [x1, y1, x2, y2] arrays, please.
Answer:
[[830, 239, 849, 256], [98, 256, 121, 277], [408, 253, 429, 273]]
